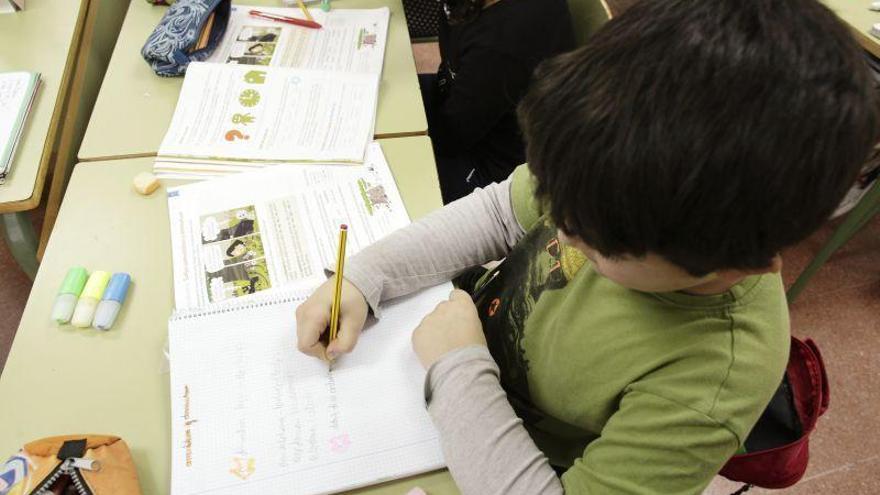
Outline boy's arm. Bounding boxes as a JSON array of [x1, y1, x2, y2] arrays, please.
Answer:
[[343, 174, 525, 314], [427, 348, 741, 494]]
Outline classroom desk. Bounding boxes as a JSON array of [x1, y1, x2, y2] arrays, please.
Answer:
[[823, 0, 880, 58], [0, 136, 459, 495], [78, 0, 428, 162], [0, 0, 88, 278]]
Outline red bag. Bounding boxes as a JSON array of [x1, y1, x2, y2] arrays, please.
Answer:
[[720, 337, 830, 489]]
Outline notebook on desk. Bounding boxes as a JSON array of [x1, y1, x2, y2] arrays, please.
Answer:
[[168, 284, 449, 495], [0, 71, 39, 183]]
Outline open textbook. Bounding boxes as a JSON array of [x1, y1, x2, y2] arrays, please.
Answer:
[[168, 284, 448, 495], [155, 62, 379, 177], [207, 7, 389, 76], [167, 143, 408, 309]]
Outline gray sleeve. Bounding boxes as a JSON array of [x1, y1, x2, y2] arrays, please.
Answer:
[[341, 177, 524, 315], [425, 346, 564, 495]]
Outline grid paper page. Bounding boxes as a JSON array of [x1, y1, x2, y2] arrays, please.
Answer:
[[169, 285, 450, 494]]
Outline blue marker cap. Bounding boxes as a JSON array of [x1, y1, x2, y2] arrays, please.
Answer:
[[102, 273, 131, 302]]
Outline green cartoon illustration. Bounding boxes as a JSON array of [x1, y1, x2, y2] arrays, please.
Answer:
[[357, 179, 391, 215], [232, 113, 255, 125], [222, 235, 265, 266], [200, 207, 260, 244], [244, 70, 267, 84], [239, 89, 261, 107], [206, 259, 271, 302]]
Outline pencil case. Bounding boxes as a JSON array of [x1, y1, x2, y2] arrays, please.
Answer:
[[0, 434, 142, 494], [141, 0, 231, 77]]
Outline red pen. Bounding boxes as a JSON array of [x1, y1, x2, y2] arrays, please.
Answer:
[[249, 10, 323, 30]]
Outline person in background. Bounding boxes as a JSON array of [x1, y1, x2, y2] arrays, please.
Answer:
[[420, 0, 574, 203]]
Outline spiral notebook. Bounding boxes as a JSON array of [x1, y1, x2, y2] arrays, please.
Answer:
[[168, 284, 450, 495], [0, 71, 39, 183]]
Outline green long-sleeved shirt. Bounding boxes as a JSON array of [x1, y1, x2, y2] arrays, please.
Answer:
[[345, 165, 790, 493]]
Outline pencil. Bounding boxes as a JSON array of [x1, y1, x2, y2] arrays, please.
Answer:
[[295, 0, 315, 22], [328, 224, 348, 345]]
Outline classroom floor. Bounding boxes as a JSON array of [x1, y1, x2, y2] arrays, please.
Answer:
[[0, 43, 876, 494]]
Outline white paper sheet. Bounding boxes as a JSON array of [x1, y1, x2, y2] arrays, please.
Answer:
[[168, 284, 449, 495], [206, 7, 389, 76], [167, 143, 409, 309], [156, 63, 379, 170]]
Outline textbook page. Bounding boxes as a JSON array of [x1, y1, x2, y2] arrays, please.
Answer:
[[155, 62, 378, 169], [207, 7, 389, 76], [167, 143, 409, 309], [168, 284, 449, 495]]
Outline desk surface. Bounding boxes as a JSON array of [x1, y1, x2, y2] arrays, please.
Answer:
[[0, 0, 85, 211], [78, 0, 427, 162], [0, 136, 458, 495], [823, 0, 880, 57]]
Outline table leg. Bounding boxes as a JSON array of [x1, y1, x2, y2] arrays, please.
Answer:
[[786, 179, 880, 303], [1, 211, 39, 280]]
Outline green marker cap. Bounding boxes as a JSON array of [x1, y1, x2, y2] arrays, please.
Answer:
[[58, 267, 89, 296], [82, 271, 112, 300]]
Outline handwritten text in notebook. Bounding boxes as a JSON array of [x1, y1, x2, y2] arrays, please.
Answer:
[[168, 285, 449, 494]]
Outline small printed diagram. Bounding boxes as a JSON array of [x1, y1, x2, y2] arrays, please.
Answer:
[[202, 235, 265, 268], [357, 179, 390, 216], [239, 88, 261, 107], [357, 27, 378, 49], [200, 207, 259, 244], [226, 26, 281, 66], [200, 207, 272, 302], [205, 259, 271, 302]]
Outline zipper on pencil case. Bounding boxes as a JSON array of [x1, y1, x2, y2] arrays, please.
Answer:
[[30, 457, 99, 495]]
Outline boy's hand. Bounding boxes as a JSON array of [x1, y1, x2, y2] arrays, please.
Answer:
[[295, 277, 369, 361], [412, 289, 486, 369]]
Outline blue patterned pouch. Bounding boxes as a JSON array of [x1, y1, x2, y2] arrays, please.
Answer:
[[141, 0, 231, 77]]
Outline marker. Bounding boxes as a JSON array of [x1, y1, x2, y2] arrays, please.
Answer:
[[93, 273, 131, 331], [71, 271, 111, 328], [321, 0, 331, 12], [51, 267, 88, 324]]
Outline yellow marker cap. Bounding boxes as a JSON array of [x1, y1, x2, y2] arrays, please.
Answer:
[[82, 271, 111, 300]]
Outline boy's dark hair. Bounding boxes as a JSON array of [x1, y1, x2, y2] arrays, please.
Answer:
[[518, 0, 880, 276]]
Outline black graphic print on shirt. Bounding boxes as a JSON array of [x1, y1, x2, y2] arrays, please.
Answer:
[[475, 217, 576, 423]]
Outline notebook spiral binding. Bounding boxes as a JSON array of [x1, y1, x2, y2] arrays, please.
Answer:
[[169, 290, 310, 322]]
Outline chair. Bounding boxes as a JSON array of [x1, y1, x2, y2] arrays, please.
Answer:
[[402, 0, 440, 42]]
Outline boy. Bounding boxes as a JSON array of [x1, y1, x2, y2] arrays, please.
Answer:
[[296, 0, 879, 492]]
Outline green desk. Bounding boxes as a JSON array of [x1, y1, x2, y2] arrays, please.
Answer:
[[0, 0, 88, 278], [0, 0, 131, 276], [823, 0, 880, 58], [78, 0, 428, 162], [0, 136, 458, 495]]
